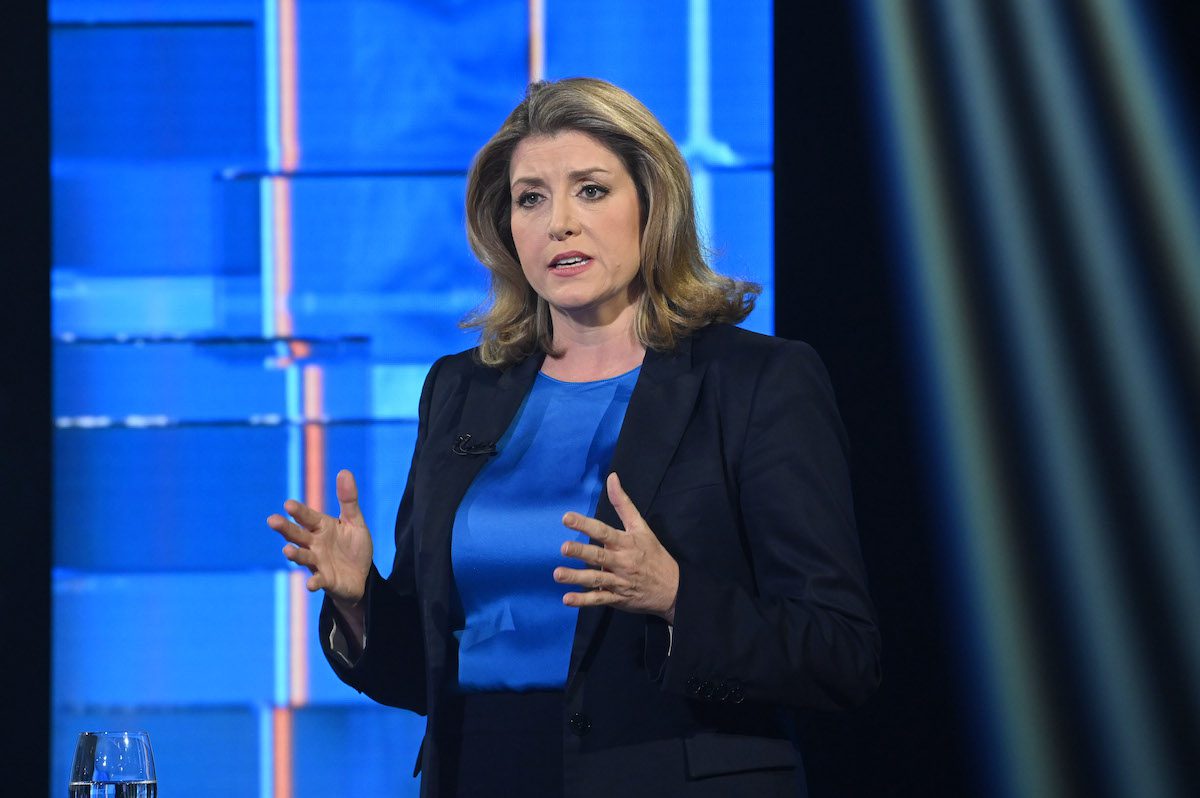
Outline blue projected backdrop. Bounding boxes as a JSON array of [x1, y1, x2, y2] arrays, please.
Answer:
[[50, 1, 772, 795]]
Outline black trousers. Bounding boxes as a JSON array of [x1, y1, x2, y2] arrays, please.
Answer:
[[435, 690, 565, 797]]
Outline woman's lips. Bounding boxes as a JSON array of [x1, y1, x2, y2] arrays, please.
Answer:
[[548, 251, 592, 276]]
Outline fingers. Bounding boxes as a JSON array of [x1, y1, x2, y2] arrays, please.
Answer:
[[555, 475, 678, 619], [562, 512, 615, 544], [283, 546, 329, 594], [561, 540, 608, 567], [281, 498, 326, 531], [282, 544, 317, 570], [558, 576, 623, 608], [268, 513, 314, 547], [560, 472, 643, 543], [336, 469, 364, 524], [605, 472, 645, 533], [554, 565, 626, 593]]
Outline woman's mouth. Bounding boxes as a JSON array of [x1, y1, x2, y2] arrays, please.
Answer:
[[548, 252, 592, 275]]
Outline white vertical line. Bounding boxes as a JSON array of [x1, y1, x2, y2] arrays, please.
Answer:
[[681, 0, 733, 258], [692, 169, 715, 263], [259, 179, 276, 339], [528, 0, 545, 82], [687, 0, 712, 142], [263, 0, 281, 172], [262, 0, 281, 340], [688, 0, 714, 255], [263, 5, 287, 793], [680, 0, 735, 165], [286, 365, 302, 504]]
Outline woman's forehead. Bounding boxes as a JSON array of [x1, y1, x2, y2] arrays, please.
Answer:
[[513, 130, 618, 163]]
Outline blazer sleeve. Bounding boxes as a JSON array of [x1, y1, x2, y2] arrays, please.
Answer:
[[316, 356, 448, 714], [659, 340, 881, 711]]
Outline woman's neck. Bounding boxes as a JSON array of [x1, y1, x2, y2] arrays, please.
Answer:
[[541, 304, 646, 382]]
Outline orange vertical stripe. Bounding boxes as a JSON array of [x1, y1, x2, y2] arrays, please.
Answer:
[[295, 365, 323, 707], [274, 3, 302, 796], [278, 0, 301, 170], [302, 423, 325, 510], [272, 707, 293, 798], [302, 363, 324, 420], [272, 178, 294, 338], [303, 364, 326, 513], [289, 570, 310, 706]]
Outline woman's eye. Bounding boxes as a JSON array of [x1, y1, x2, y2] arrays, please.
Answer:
[[516, 192, 542, 208], [580, 184, 608, 200]]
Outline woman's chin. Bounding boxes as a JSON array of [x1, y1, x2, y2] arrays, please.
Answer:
[[547, 296, 638, 328]]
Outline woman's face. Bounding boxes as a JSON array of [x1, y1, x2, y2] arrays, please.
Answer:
[[508, 130, 642, 327]]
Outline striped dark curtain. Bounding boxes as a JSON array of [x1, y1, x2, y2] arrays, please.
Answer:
[[778, 2, 1198, 796]]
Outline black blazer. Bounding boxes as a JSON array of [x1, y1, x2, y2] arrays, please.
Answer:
[[320, 323, 880, 797]]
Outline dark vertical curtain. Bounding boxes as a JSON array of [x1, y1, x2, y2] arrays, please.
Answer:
[[777, 1, 1200, 796]]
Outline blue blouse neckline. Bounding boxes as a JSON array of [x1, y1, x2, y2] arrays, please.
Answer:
[[537, 364, 642, 387]]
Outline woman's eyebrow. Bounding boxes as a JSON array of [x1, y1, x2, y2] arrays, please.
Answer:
[[510, 175, 546, 190], [567, 167, 611, 181], [510, 167, 611, 190]]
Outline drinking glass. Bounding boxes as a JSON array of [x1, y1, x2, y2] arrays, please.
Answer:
[[69, 731, 157, 797]]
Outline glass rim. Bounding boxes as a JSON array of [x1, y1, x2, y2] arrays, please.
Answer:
[[76, 731, 151, 737]]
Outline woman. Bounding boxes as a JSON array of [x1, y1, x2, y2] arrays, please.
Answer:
[[268, 77, 879, 797]]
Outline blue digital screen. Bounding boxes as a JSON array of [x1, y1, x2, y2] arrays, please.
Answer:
[[50, 2, 772, 795]]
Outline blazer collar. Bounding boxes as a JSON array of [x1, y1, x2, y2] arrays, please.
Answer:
[[441, 338, 695, 509], [567, 333, 706, 691]]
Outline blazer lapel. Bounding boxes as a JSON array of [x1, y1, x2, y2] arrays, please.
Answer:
[[457, 351, 546, 456], [566, 335, 706, 691], [425, 351, 545, 533], [416, 352, 545, 656]]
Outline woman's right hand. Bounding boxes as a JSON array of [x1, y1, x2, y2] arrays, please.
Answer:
[[267, 469, 374, 609]]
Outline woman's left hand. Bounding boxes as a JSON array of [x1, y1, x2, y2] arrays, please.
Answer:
[[555, 472, 679, 623]]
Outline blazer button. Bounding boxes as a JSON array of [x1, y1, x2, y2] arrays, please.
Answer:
[[713, 682, 730, 701], [568, 712, 592, 736], [731, 685, 746, 704], [699, 680, 715, 700]]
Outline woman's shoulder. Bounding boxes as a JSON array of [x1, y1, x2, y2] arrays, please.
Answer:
[[415, 347, 484, 403], [688, 323, 835, 401], [690, 323, 823, 369], [430, 346, 487, 376], [422, 344, 543, 396]]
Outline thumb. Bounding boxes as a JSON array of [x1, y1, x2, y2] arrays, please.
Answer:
[[336, 469, 364, 524]]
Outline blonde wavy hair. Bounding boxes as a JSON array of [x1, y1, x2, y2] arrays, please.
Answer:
[[463, 77, 759, 368]]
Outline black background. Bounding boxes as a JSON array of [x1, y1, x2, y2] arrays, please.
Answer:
[[774, 2, 1199, 796], [773, 5, 966, 794]]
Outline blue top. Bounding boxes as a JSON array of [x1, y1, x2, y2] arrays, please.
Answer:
[[450, 366, 640, 691]]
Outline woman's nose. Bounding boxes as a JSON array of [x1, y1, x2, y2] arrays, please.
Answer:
[[548, 203, 577, 240]]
